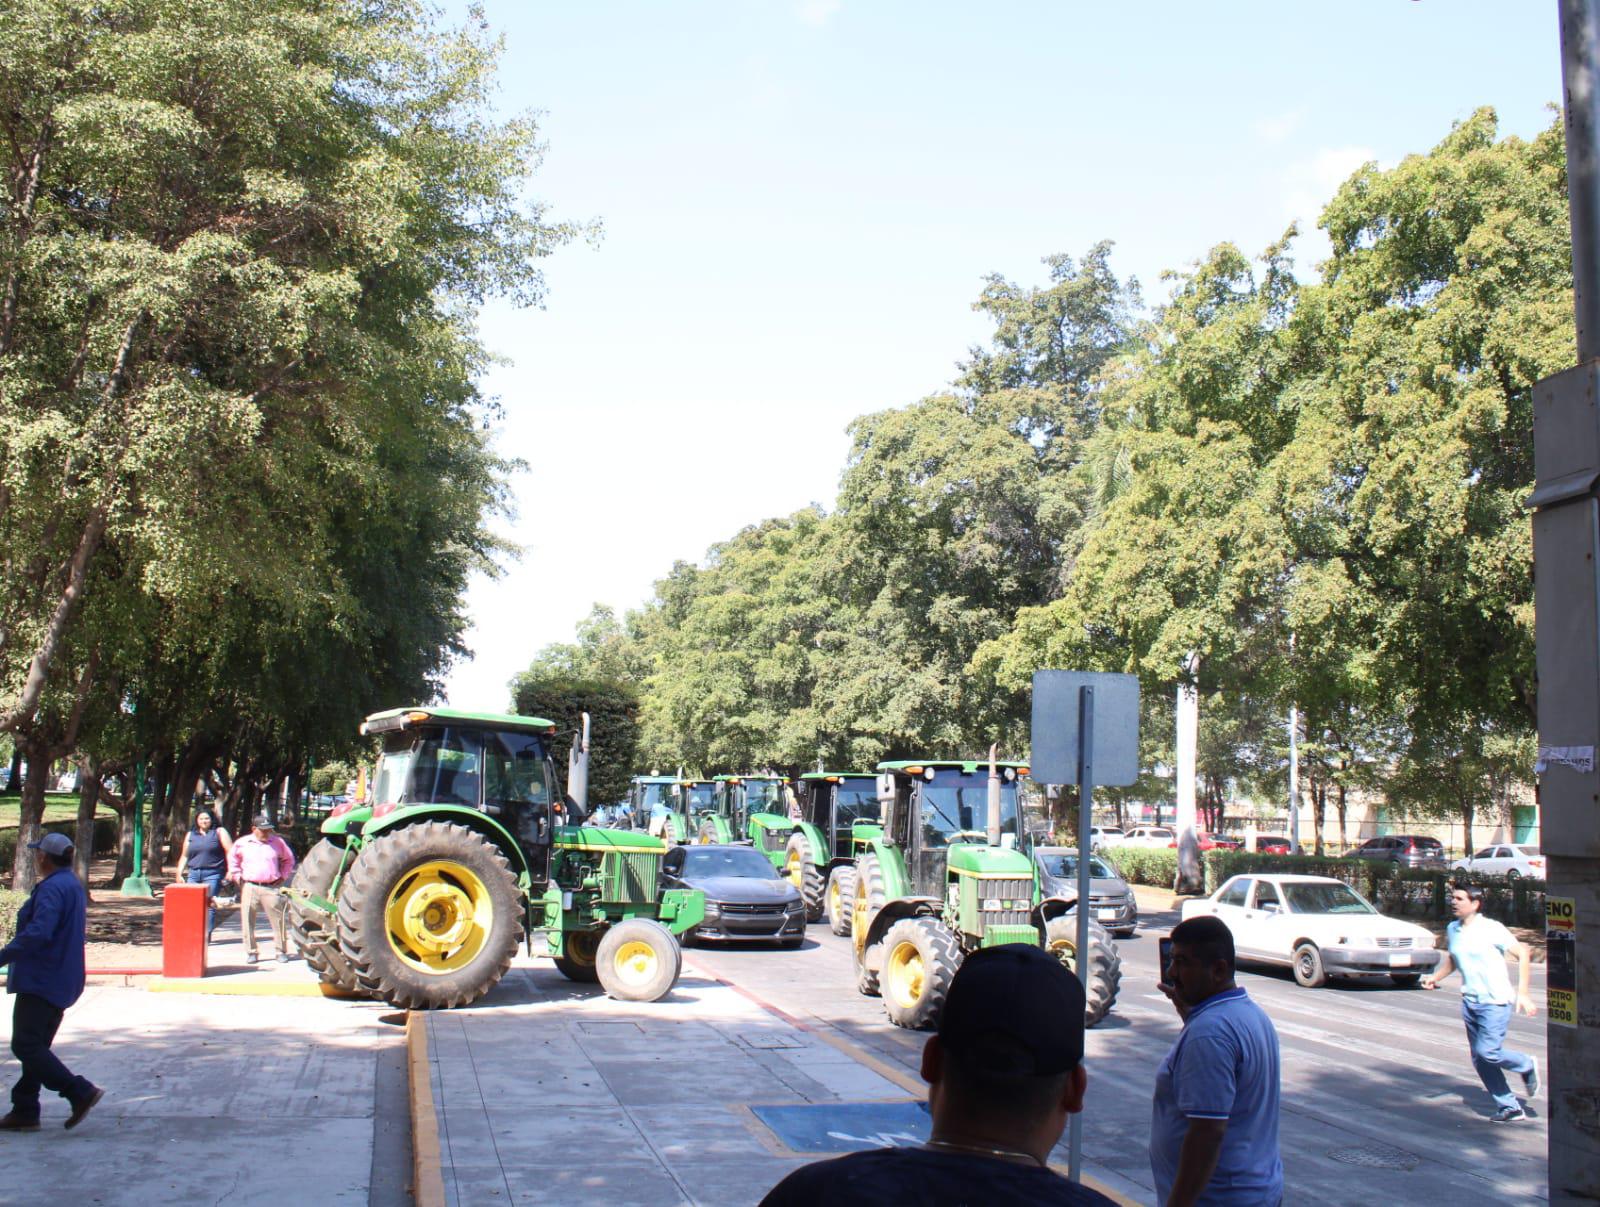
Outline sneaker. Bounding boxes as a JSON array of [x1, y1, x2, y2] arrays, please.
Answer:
[[246, 953, 259, 965], [1524, 1059, 1540, 1099], [0, 1112, 40, 1131], [1490, 1105, 1526, 1123], [64, 1087, 103, 1131]]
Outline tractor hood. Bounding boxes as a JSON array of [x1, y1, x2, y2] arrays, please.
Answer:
[[946, 844, 1034, 877], [554, 826, 666, 853]]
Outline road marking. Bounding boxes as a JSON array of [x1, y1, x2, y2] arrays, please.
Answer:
[[406, 1012, 446, 1207], [147, 978, 361, 997]]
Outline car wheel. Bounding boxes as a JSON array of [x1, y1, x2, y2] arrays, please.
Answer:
[[1292, 942, 1327, 988], [1506, 869, 1521, 882], [1114, 928, 1136, 939]]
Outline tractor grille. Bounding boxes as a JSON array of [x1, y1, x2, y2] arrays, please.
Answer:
[[961, 877, 1034, 929], [602, 851, 661, 904]]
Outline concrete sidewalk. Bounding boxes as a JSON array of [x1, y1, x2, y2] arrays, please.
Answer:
[[418, 954, 1142, 1207]]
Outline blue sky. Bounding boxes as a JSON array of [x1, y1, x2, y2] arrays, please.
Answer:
[[441, 0, 1564, 709]]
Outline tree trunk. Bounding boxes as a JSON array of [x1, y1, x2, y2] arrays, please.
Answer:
[[1, 747, 21, 796], [1335, 783, 1348, 851], [165, 740, 208, 859], [143, 749, 176, 878], [1312, 782, 1327, 856], [1462, 795, 1474, 859], [11, 735, 53, 891], [72, 752, 99, 887]]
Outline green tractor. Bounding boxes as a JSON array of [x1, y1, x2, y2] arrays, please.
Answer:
[[851, 758, 1121, 1030], [627, 774, 678, 835], [662, 778, 717, 844], [700, 774, 789, 845], [286, 708, 704, 1009], [778, 772, 882, 931]]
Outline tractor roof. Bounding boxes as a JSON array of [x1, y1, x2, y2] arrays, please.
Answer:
[[800, 771, 874, 781], [361, 707, 558, 736], [631, 775, 679, 784], [877, 759, 1031, 776], [713, 774, 787, 782]]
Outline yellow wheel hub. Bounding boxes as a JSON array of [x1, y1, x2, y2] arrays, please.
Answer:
[[612, 939, 659, 988], [886, 939, 925, 1006], [852, 885, 870, 955], [829, 878, 840, 918], [1049, 937, 1078, 974], [386, 861, 493, 974], [786, 849, 804, 889]]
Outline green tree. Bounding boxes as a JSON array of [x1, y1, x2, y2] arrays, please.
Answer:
[[509, 670, 639, 809]]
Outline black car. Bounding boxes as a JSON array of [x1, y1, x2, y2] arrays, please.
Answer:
[[661, 844, 807, 947]]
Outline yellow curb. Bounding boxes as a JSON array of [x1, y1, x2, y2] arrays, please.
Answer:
[[147, 979, 361, 997], [407, 1011, 446, 1207]]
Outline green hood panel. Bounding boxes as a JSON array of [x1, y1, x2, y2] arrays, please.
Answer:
[[946, 844, 1034, 877], [320, 805, 372, 836], [555, 826, 666, 853]]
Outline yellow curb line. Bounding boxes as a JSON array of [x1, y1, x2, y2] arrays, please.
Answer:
[[147, 979, 361, 997], [407, 1011, 446, 1207]]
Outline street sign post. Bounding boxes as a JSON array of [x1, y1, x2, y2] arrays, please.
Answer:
[[1032, 670, 1138, 1182]]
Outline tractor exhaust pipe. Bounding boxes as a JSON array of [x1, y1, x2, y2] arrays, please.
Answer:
[[567, 712, 591, 816], [987, 743, 1002, 848]]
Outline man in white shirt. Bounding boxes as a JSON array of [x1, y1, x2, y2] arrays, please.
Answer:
[[1422, 884, 1538, 1121]]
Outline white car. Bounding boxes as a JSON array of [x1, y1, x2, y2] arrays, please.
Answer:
[[1118, 826, 1175, 847], [1179, 873, 1441, 989], [1451, 843, 1545, 880], [1089, 826, 1124, 851]]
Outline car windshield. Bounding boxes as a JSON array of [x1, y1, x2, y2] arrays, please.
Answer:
[[1038, 853, 1117, 880], [918, 767, 1019, 846], [744, 780, 784, 811], [834, 779, 879, 825], [1281, 881, 1378, 915], [679, 848, 781, 880]]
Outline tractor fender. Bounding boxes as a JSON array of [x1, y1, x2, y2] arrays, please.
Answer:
[[860, 838, 911, 900], [862, 897, 943, 961], [1034, 895, 1083, 927], [790, 820, 829, 864], [708, 815, 732, 844], [358, 805, 531, 883], [319, 806, 372, 838]]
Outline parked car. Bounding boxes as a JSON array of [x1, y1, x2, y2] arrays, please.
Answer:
[[1180, 873, 1441, 988], [1252, 835, 1292, 854], [661, 844, 807, 947], [1201, 833, 1244, 851], [1347, 834, 1447, 869], [1088, 826, 1124, 851], [1451, 843, 1545, 880], [1032, 846, 1137, 937], [1119, 826, 1176, 848]]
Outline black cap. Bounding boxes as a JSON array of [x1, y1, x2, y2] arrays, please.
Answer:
[[252, 813, 274, 829], [938, 944, 1086, 1075]]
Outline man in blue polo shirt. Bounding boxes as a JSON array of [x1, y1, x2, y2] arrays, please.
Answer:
[[1151, 915, 1282, 1205]]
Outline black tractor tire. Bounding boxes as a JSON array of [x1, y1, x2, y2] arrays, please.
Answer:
[[697, 821, 720, 845], [1390, 973, 1421, 989], [553, 927, 603, 982], [1292, 941, 1328, 988], [335, 822, 522, 1010], [826, 866, 857, 937], [595, 918, 682, 1002], [852, 854, 887, 996], [785, 833, 826, 921], [1045, 915, 1123, 1028], [880, 917, 962, 1030], [288, 839, 359, 992]]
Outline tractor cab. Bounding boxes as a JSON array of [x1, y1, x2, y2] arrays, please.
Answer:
[[667, 779, 717, 844], [706, 774, 788, 845], [796, 772, 883, 861], [876, 759, 1026, 902], [628, 775, 678, 836]]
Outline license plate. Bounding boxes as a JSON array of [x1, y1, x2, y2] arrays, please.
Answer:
[[1096, 908, 1117, 921], [1389, 953, 1411, 967]]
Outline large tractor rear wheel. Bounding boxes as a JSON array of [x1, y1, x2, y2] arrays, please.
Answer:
[[880, 917, 961, 1030], [826, 866, 856, 937], [596, 918, 682, 1002], [697, 821, 720, 845], [851, 854, 886, 996], [553, 927, 603, 982], [784, 834, 825, 921], [1045, 915, 1123, 1027], [336, 822, 521, 1010], [288, 839, 361, 995]]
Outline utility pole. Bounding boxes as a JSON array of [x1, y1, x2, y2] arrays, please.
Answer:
[[1530, 3, 1600, 1199], [1288, 632, 1300, 854], [1174, 652, 1202, 892]]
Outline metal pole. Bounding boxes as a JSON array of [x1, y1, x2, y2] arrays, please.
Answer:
[[120, 760, 152, 897], [1563, 0, 1600, 360], [1067, 684, 1094, 1183], [1288, 703, 1300, 855]]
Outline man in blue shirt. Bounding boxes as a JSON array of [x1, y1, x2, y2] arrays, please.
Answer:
[[0, 832, 102, 1130], [1421, 883, 1538, 1122], [1152, 915, 1282, 1206]]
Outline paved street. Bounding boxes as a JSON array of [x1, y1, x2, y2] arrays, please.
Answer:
[[688, 899, 1549, 1205]]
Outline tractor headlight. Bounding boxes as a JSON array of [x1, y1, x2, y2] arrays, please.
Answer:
[[984, 898, 1003, 911]]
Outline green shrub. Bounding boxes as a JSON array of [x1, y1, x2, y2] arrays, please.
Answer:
[[0, 889, 24, 945], [1100, 847, 1180, 888], [0, 818, 119, 869]]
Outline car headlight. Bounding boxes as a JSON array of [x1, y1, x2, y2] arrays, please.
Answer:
[[1415, 934, 1435, 949], [784, 900, 805, 913]]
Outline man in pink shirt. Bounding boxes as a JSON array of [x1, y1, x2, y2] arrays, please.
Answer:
[[226, 814, 298, 964]]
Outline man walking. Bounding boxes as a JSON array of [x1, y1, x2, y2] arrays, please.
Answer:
[[226, 814, 297, 964], [1153, 915, 1282, 1206], [0, 832, 103, 1131], [1421, 884, 1538, 1121]]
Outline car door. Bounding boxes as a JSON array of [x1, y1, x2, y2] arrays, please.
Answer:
[[1484, 845, 1511, 875], [1237, 879, 1288, 962], [1206, 877, 1253, 947]]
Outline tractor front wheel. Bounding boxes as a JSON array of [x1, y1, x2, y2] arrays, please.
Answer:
[[288, 839, 361, 995], [784, 834, 825, 921], [697, 821, 719, 845], [880, 917, 961, 1030], [1045, 915, 1123, 1027], [826, 866, 856, 937], [851, 854, 886, 996], [596, 918, 682, 1002], [336, 822, 521, 1010], [553, 927, 603, 982]]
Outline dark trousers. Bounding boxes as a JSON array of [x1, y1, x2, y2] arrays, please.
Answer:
[[10, 993, 94, 1119]]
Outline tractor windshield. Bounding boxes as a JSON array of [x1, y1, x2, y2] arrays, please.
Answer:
[[683, 783, 716, 810], [376, 727, 552, 810], [834, 779, 879, 826], [636, 782, 671, 809], [744, 780, 785, 812], [918, 768, 1019, 847]]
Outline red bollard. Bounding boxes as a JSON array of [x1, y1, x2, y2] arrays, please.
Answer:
[[162, 883, 209, 978]]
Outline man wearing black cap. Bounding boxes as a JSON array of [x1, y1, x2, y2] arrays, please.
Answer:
[[760, 944, 1115, 1205], [0, 832, 103, 1131]]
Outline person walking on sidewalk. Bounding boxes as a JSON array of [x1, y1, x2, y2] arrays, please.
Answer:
[[760, 944, 1115, 1205], [226, 814, 297, 965], [1152, 915, 1282, 1207], [1421, 884, 1539, 1122], [0, 833, 103, 1131], [176, 808, 233, 943]]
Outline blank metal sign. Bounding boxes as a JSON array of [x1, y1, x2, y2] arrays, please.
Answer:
[[1030, 670, 1140, 787]]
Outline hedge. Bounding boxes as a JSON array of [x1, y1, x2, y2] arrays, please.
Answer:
[[0, 890, 24, 946], [0, 817, 119, 870]]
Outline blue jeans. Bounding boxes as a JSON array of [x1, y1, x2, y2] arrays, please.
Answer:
[[1461, 998, 1534, 1110], [186, 867, 224, 937]]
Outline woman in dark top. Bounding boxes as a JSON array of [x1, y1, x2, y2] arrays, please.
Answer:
[[176, 808, 233, 941]]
